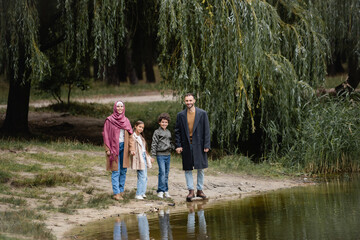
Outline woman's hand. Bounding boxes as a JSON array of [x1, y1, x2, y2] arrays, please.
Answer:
[[106, 150, 111, 156], [130, 151, 135, 156], [150, 157, 155, 163]]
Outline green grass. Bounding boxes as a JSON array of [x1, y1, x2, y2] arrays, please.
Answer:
[[324, 74, 348, 88], [11, 171, 83, 187], [0, 210, 54, 240], [0, 170, 12, 184], [209, 155, 294, 177], [58, 193, 85, 214], [278, 96, 360, 174], [87, 193, 114, 209], [0, 156, 42, 173], [0, 137, 103, 152], [0, 197, 27, 206]]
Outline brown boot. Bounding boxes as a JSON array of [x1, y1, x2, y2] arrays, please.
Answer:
[[113, 193, 123, 201], [186, 190, 195, 202], [196, 190, 207, 199]]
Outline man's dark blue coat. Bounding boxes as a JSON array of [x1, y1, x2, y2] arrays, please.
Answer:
[[175, 107, 211, 170]]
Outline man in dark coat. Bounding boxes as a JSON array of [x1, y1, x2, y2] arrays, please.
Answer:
[[175, 93, 210, 201]]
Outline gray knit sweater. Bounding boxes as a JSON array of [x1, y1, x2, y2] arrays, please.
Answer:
[[151, 127, 174, 157]]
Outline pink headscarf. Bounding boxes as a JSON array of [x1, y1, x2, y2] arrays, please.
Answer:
[[102, 101, 133, 163]]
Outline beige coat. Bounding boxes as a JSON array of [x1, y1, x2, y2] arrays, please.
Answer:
[[130, 134, 152, 170], [104, 130, 135, 171]]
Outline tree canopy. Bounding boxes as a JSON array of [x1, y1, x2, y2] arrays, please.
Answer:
[[158, 0, 329, 154], [0, 0, 357, 158]]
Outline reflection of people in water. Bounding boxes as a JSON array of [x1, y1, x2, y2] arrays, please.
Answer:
[[137, 213, 150, 240], [159, 209, 173, 240], [187, 202, 208, 239], [113, 218, 128, 240]]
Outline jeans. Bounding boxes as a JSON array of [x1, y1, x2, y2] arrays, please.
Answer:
[[185, 169, 204, 190], [157, 155, 171, 193], [113, 220, 128, 240], [112, 142, 127, 194], [187, 210, 207, 237], [136, 152, 147, 196], [137, 214, 150, 240]]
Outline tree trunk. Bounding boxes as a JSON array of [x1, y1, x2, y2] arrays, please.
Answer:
[[145, 61, 155, 83], [2, 79, 31, 135], [327, 53, 345, 76], [143, 33, 156, 83], [125, 34, 138, 85], [335, 55, 360, 95], [1, 35, 31, 135], [106, 64, 120, 85], [347, 55, 360, 89]]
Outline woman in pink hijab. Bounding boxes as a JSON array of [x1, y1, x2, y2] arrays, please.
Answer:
[[103, 101, 135, 200]]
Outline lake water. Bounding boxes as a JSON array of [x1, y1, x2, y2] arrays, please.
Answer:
[[68, 175, 360, 240]]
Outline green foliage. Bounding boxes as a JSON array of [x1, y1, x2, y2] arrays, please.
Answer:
[[0, 210, 54, 240], [93, 0, 126, 73], [158, 0, 329, 154], [0, 0, 51, 83], [281, 97, 360, 174], [313, 0, 360, 62]]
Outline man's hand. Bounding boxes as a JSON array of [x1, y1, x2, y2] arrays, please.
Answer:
[[176, 147, 183, 154], [204, 148, 209, 153]]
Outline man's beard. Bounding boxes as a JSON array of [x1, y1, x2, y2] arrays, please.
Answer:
[[186, 104, 193, 109]]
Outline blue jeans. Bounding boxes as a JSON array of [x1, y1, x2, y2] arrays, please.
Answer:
[[112, 142, 127, 194], [137, 214, 150, 240], [157, 155, 170, 192], [185, 169, 204, 190], [136, 152, 147, 196], [113, 220, 128, 240]]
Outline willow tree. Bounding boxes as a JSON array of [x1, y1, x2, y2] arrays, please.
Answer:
[[313, 0, 360, 91], [0, 0, 125, 134], [158, 0, 329, 156]]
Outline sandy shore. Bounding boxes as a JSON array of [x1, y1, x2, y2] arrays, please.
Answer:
[[53, 164, 304, 239]]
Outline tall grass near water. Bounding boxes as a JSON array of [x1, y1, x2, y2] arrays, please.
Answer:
[[282, 96, 360, 174]]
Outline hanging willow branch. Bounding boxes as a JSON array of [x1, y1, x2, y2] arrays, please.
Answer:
[[0, 0, 50, 83], [92, 0, 126, 74], [158, 0, 329, 154]]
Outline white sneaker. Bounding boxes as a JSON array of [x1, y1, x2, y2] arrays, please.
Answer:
[[135, 195, 144, 200], [164, 192, 171, 198], [142, 194, 147, 198], [159, 210, 164, 216], [157, 192, 164, 198]]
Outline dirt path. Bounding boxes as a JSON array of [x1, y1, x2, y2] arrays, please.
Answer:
[[0, 92, 175, 109]]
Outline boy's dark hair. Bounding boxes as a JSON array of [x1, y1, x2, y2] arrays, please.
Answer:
[[158, 113, 171, 123]]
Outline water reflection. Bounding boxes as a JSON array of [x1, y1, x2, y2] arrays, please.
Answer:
[[137, 214, 150, 240], [113, 218, 128, 240], [187, 201, 209, 239], [75, 176, 360, 240], [159, 209, 173, 240]]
